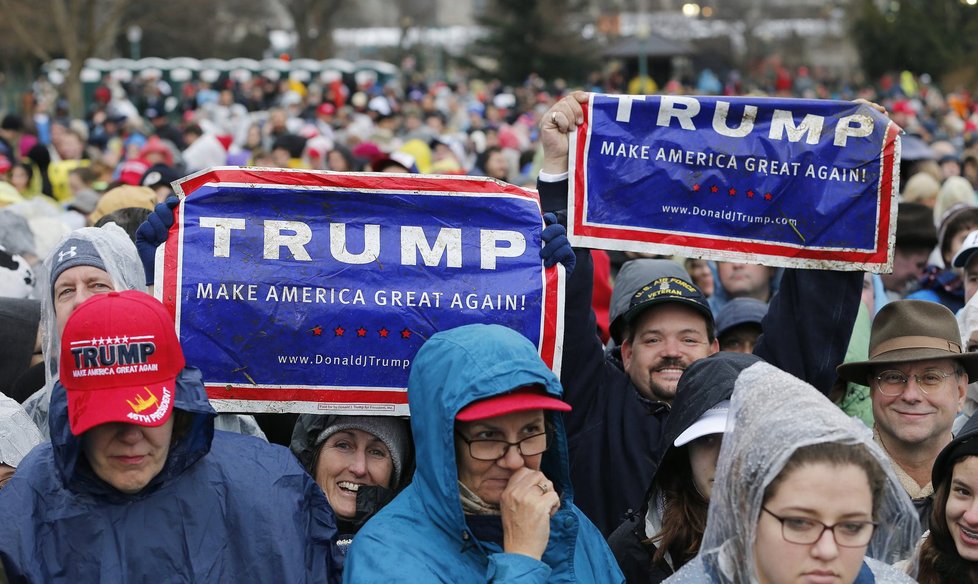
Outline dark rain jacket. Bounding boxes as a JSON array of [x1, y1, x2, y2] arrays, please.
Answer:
[[538, 178, 862, 535], [607, 353, 762, 583], [343, 324, 623, 583], [0, 367, 339, 583]]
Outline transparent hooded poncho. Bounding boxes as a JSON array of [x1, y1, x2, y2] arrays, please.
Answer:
[[664, 362, 920, 584], [0, 393, 43, 468], [23, 224, 265, 441], [956, 292, 978, 433]]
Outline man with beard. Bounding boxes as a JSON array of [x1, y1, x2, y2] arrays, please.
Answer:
[[539, 92, 863, 535]]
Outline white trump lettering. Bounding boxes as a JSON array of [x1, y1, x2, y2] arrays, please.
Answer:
[[657, 96, 700, 130], [264, 220, 313, 261], [768, 110, 824, 145], [713, 101, 757, 138], [480, 230, 526, 270], [201, 219, 527, 269], [199, 217, 246, 257], [400, 226, 462, 268], [608, 95, 646, 123], [834, 114, 875, 147], [330, 223, 380, 265]]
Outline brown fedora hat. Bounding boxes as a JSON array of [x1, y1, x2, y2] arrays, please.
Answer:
[[837, 300, 978, 384]]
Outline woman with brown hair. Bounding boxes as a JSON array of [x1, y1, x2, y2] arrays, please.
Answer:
[[914, 413, 978, 583], [663, 361, 920, 584], [608, 352, 761, 582]]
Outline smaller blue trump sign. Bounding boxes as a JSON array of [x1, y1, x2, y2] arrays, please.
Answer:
[[157, 168, 564, 415], [568, 94, 900, 271]]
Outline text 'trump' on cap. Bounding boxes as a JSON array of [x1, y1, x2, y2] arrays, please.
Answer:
[[60, 290, 185, 435]]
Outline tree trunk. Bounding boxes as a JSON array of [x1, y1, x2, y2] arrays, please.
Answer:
[[66, 59, 85, 119]]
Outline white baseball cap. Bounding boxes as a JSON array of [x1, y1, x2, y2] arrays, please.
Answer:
[[953, 229, 978, 269], [674, 400, 732, 447]]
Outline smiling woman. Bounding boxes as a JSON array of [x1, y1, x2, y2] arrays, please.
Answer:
[[289, 414, 412, 560], [914, 413, 978, 582]]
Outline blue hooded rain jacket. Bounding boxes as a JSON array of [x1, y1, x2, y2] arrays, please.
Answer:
[[343, 324, 624, 583], [0, 367, 339, 583]]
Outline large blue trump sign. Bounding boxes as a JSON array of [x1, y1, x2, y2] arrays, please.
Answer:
[[568, 94, 900, 271], [157, 168, 564, 415]]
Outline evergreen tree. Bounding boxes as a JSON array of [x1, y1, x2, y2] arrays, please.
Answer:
[[473, 0, 598, 85], [851, 0, 978, 81]]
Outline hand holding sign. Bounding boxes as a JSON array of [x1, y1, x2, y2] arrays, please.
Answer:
[[539, 213, 576, 275], [135, 196, 178, 286], [540, 91, 588, 175]]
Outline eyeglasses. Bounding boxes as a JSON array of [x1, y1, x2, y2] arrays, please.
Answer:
[[454, 430, 551, 461], [873, 369, 956, 396], [761, 507, 877, 547]]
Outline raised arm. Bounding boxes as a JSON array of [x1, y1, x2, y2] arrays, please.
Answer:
[[754, 269, 862, 395]]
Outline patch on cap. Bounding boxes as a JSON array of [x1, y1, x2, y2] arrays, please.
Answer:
[[621, 276, 714, 331]]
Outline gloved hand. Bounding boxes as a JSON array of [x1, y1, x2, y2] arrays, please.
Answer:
[[135, 196, 179, 286], [539, 212, 575, 276]]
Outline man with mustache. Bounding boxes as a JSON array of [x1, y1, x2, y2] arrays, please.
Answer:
[[540, 92, 863, 535]]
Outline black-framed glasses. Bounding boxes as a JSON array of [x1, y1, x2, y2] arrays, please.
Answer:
[[873, 369, 956, 396], [761, 507, 877, 548], [454, 430, 551, 461]]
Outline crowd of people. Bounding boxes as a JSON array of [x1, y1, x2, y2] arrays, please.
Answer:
[[4, 62, 978, 582]]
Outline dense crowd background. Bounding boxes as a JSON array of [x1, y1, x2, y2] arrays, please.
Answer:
[[5, 63, 978, 582]]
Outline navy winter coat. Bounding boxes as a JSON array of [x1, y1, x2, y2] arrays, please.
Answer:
[[0, 367, 339, 583]]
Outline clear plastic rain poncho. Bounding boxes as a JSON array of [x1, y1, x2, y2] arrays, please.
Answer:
[[955, 292, 978, 433], [22, 224, 265, 441], [664, 362, 920, 584], [0, 393, 42, 469]]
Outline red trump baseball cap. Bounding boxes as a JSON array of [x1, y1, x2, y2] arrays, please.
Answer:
[[59, 290, 185, 436]]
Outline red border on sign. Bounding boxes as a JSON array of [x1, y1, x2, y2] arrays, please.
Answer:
[[161, 168, 562, 407], [203, 386, 409, 404], [570, 100, 899, 268]]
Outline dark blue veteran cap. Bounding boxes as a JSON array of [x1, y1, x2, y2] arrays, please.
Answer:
[[620, 276, 714, 332]]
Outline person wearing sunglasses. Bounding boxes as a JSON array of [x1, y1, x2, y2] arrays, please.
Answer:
[[664, 362, 919, 583], [344, 323, 623, 582]]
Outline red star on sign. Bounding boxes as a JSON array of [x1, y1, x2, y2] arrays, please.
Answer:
[[334, 326, 345, 337], [692, 184, 700, 192], [401, 328, 412, 339], [312, 326, 323, 336], [764, 193, 773, 201], [710, 185, 719, 193], [747, 190, 755, 198], [356, 327, 367, 337], [379, 328, 390, 338], [728, 188, 736, 196]]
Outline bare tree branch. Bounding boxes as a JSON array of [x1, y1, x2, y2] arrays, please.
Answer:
[[83, 0, 98, 58], [49, 0, 78, 61], [0, 0, 54, 61], [84, 0, 129, 57]]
